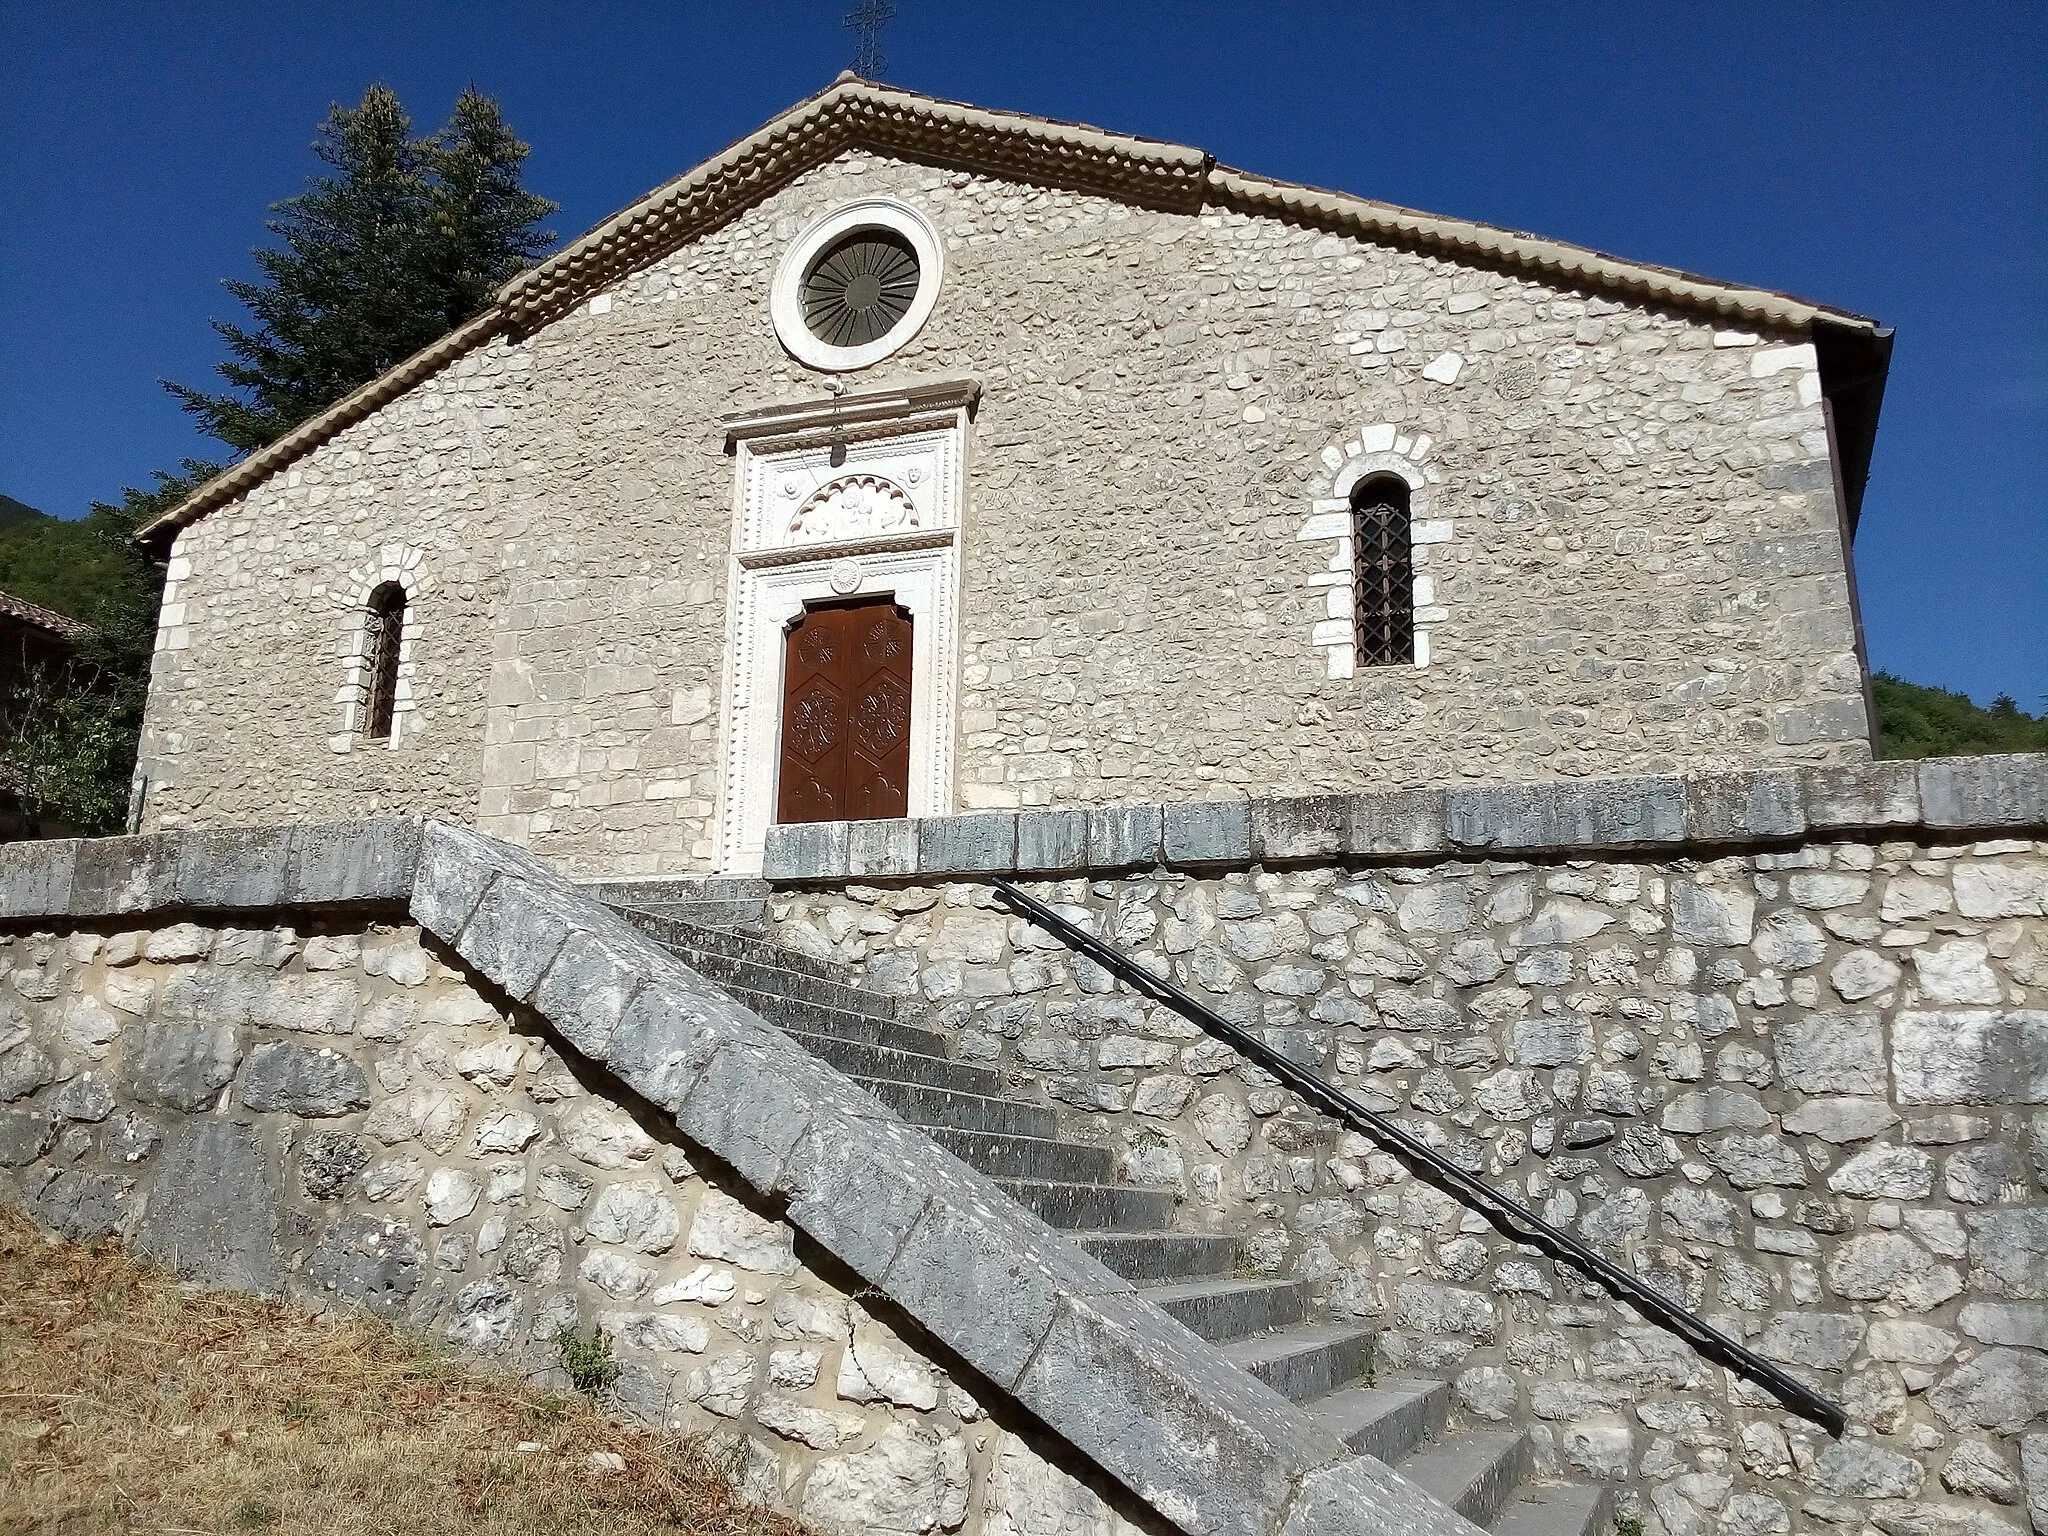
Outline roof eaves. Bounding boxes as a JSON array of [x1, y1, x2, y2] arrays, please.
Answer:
[[0, 589, 91, 639], [138, 309, 505, 544], [1207, 166, 1879, 335]]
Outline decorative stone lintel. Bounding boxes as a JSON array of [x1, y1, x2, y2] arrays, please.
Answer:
[[758, 755, 2048, 884]]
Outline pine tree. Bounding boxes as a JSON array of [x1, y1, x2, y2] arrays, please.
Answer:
[[168, 85, 555, 455], [423, 89, 559, 327]]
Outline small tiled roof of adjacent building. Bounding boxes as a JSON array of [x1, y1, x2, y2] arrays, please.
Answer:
[[0, 589, 90, 640], [140, 74, 1890, 544]]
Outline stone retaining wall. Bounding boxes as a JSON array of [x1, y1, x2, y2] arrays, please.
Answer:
[[0, 909, 1101, 1533], [760, 769, 2048, 1536], [0, 820, 1482, 1536]]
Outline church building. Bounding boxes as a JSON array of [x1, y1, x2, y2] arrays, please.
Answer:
[[133, 77, 1893, 876]]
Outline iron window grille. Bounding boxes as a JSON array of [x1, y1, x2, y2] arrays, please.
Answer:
[[361, 582, 406, 740], [1351, 475, 1414, 666]]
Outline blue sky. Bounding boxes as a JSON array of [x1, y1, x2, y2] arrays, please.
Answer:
[[3, 2, 2042, 707]]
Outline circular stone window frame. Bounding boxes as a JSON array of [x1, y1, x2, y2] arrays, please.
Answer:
[[771, 197, 945, 373]]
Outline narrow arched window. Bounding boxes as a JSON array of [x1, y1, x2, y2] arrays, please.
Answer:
[[1351, 475, 1414, 667], [361, 582, 406, 740]]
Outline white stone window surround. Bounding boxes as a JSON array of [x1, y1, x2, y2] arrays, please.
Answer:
[[714, 377, 977, 875], [1299, 423, 1449, 678], [331, 546, 431, 752], [769, 197, 946, 373]]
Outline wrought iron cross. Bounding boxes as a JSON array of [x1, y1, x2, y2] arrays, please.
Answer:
[[844, 0, 894, 80]]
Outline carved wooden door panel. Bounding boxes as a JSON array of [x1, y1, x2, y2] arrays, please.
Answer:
[[777, 598, 913, 825]]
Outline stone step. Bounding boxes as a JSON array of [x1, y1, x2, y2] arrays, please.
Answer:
[[586, 876, 770, 912], [993, 1179, 1176, 1232], [1220, 1323, 1376, 1404], [926, 1127, 1116, 1185], [1396, 1429, 1533, 1531], [1491, 1483, 1613, 1536], [1076, 1231, 1239, 1283], [672, 952, 905, 1024], [618, 908, 852, 988], [1139, 1277, 1310, 1344], [788, 1030, 1005, 1097], [852, 1078, 1061, 1141], [1309, 1379, 1451, 1463], [723, 991, 948, 1056], [630, 898, 768, 930]]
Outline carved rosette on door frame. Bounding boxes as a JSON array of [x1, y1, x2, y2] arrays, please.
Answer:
[[714, 377, 976, 875]]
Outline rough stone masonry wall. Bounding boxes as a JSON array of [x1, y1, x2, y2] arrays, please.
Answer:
[[143, 141, 1865, 872], [767, 837, 2048, 1536], [0, 909, 1164, 1536]]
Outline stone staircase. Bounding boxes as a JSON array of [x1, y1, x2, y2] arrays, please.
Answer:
[[600, 885, 1612, 1536]]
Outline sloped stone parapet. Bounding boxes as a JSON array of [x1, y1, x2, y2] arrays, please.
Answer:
[[409, 821, 1478, 1536], [762, 755, 2048, 882]]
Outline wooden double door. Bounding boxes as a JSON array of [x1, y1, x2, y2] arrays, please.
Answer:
[[776, 596, 913, 825]]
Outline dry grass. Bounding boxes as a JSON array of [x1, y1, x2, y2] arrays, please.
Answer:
[[0, 1206, 809, 1536]]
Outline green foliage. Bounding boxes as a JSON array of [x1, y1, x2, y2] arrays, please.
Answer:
[[1615, 1514, 1646, 1536], [1873, 671, 2048, 760], [0, 464, 219, 834], [554, 1326, 621, 1399], [167, 84, 556, 455]]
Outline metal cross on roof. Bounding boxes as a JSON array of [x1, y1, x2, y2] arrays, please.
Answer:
[[844, 0, 895, 80]]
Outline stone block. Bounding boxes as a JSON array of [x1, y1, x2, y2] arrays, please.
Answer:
[[132, 1118, 284, 1294], [845, 818, 918, 878], [1282, 1452, 1501, 1536], [1085, 803, 1161, 869], [1015, 810, 1088, 874], [1803, 762, 1921, 831], [1162, 801, 1251, 867], [763, 820, 849, 882], [1918, 754, 2048, 830], [124, 1021, 242, 1112], [452, 871, 572, 1002], [529, 927, 652, 1062], [601, 974, 755, 1113], [1773, 698, 1868, 747], [779, 1108, 976, 1286], [1249, 795, 1351, 861], [284, 818, 423, 904], [70, 834, 179, 917], [1013, 1289, 1337, 1536], [883, 1187, 1133, 1391], [1893, 1010, 2048, 1106], [1446, 776, 1684, 854], [0, 838, 78, 920], [1347, 788, 1448, 856], [238, 1041, 371, 1117], [678, 1036, 885, 1196], [175, 825, 291, 910], [410, 821, 500, 944], [1685, 770, 1806, 845], [917, 812, 1018, 876], [1773, 1012, 1887, 1096]]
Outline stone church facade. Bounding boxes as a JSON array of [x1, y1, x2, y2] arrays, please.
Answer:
[[134, 78, 1891, 878]]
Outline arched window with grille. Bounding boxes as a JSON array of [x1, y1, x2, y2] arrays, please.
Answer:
[[1350, 474, 1414, 667], [360, 582, 406, 740]]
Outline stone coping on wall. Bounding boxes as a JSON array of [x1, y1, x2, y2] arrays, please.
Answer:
[[0, 814, 1482, 1536], [760, 756, 2048, 885], [0, 819, 424, 923]]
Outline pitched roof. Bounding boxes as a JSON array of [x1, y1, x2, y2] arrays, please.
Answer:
[[0, 589, 90, 640], [141, 75, 1886, 543]]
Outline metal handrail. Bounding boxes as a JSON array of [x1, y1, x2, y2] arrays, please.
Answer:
[[992, 878, 1847, 1435]]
